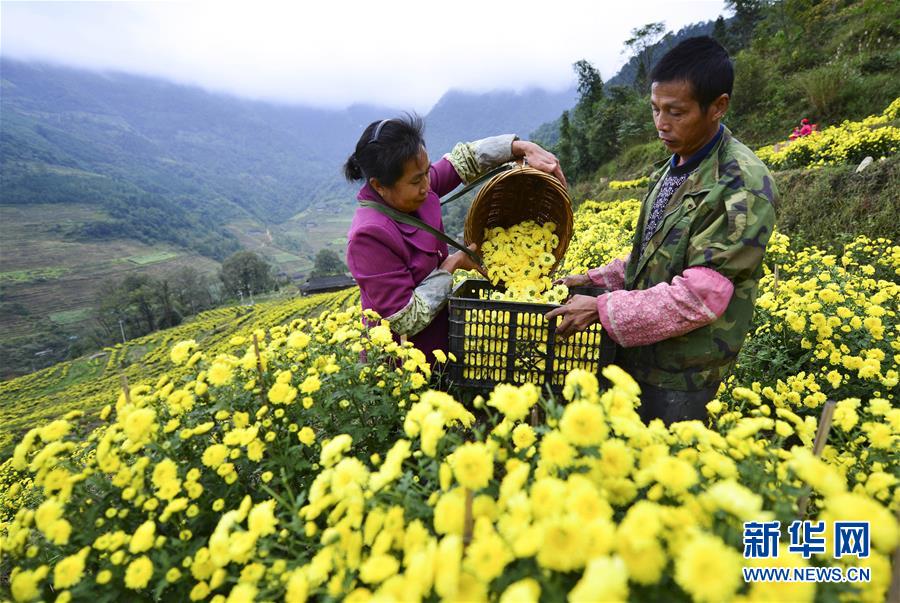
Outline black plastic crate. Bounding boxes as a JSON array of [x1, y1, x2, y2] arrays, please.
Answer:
[[447, 279, 617, 395]]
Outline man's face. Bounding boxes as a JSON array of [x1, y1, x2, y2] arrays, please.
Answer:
[[651, 80, 724, 161], [372, 147, 430, 213]]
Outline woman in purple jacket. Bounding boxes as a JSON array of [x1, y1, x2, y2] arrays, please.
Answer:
[[344, 114, 565, 362]]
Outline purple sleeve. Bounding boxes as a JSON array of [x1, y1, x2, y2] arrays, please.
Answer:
[[347, 225, 416, 318], [596, 266, 734, 347], [429, 158, 463, 198]]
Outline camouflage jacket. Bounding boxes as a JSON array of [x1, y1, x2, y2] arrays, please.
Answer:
[[617, 126, 778, 391]]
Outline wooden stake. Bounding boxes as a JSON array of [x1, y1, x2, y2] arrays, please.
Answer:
[[120, 374, 132, 405], [811, 400, 836, 457], [773, 264, 779, 297], [463, 488, 474, 548], [797, 400, 836, 519], [252, 334, 267, 402]]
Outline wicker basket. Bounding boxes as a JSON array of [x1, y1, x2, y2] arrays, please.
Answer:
[[464, 166, 573, 273]]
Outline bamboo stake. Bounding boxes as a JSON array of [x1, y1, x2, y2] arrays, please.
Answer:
[[120, 374, 131, 405], [796, 400, 836, 519], [773, 264, 779, 297], [252, 334, 267, 403], [811, 400, 836, 457]]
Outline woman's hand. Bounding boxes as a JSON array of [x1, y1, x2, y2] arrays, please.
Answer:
[[512, 140, 567, 187], [553, 273, 591, 287], [441, 244, 488, 278]]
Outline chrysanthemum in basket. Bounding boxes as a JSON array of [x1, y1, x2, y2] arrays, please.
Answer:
[[480, 220, 569, 303]]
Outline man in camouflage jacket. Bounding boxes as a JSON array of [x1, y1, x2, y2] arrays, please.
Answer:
[[548, 37, 778, 424]]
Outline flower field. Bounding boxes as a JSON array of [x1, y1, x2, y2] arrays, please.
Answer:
[[558, 199, 641, 276], [1, 194, 898, 602], [756, 98, 900, 170], [0, 288, 360, 459], [607, 177, 650, 191]]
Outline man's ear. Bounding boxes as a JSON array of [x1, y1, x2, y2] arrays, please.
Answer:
[[710, 93, 730, 121]]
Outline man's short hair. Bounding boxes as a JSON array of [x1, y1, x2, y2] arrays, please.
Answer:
[[650, 36, 733, 111]]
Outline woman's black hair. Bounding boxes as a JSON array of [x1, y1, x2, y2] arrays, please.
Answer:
[[650, 36, 733, 112], [343, 113, 426, 186]]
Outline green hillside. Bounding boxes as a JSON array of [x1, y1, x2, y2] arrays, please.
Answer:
[[0, 60, 357, 231], [0, 202, 322, 380], [1, 60, 582, 379], [536, 0, 900, 185], [1, 60, 579, 257], [0, 287, 360, 458]]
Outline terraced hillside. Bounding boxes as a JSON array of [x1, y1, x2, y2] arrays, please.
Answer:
[[0, 287, 359, 458]]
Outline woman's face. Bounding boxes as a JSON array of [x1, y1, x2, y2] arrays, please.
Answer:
[[372, 147, 430, 213]]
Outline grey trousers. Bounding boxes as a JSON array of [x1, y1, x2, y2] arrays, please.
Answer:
[[635, 380, 719, 426]]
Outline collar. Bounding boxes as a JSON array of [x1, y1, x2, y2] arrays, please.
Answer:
[[669, 124, 724, 176], [358, 182, 383, 204]]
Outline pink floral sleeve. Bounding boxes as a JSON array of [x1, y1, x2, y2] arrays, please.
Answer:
[[596, 266, 734, 347], [587, 255, 628, 290]]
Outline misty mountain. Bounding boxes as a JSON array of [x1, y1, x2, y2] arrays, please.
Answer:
[[1, 58, 578, 259], [424, 87, 578, 156]]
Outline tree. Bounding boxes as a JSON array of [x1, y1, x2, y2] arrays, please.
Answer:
[[310, 249, 346, 277], [119, 274, 160, 333], [219, 251, 275, 298], [169, 266, 216, 315], [95, 278, 134, 342], [712, 15, 732, 51], [567, 60, 607, 181], [156, 279, 182, 329], [572, 60, 604, 107], [726, 0, 764, 51], [94, 273, 183, 343], [634, 61, 649, 95], [608, 85, 653, 145], [557, 111, 574, 175], [623, 22, 667, 92]]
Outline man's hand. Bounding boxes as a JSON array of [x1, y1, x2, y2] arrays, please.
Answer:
[[544, 294, 599, 338], [552, 273, 591, 288]]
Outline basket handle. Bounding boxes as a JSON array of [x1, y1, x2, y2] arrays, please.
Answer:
[[439, 163, 515, 207], [359, 201, 483, 266]]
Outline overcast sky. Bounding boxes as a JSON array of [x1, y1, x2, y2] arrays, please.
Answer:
[[2, 1, 727, 111]]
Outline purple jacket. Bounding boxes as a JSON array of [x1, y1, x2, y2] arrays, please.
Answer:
[[346, 158, 463, 361]]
